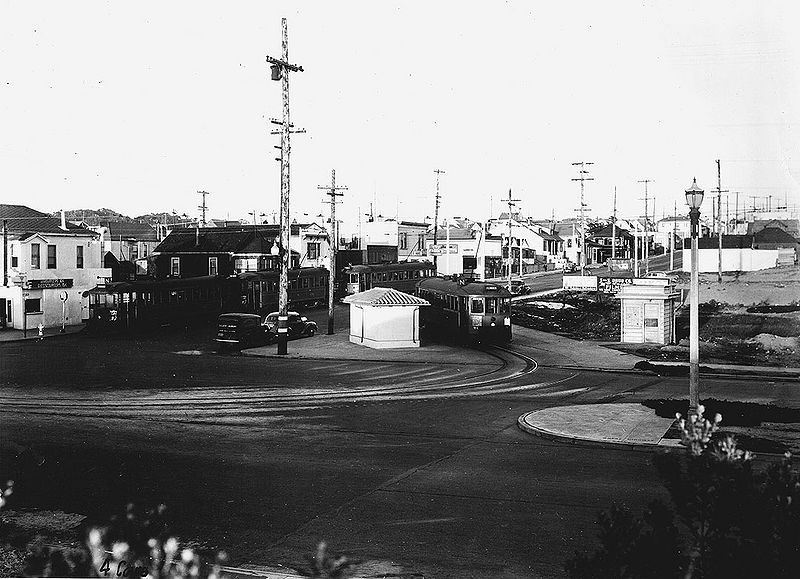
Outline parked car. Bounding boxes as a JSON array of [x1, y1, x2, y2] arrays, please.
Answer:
[[262, 311, 318, 342], [508, 279, 531, 296], [215, 313, 269, 350]]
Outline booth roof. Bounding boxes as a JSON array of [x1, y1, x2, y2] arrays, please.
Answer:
[[342, 287, 430, 306]]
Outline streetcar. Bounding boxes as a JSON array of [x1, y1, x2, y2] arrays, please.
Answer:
[[237, 267, 329, 315], [84, 275, 239, 330], [343, 261, 435, 296], [85, 267, 329, 331], [415, 277, 512, 343]]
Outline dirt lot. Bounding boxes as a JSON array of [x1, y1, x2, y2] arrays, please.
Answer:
[[513, 265, 800, 367]]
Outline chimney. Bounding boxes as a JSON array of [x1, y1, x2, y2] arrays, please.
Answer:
[[60, 209, 67, 230]]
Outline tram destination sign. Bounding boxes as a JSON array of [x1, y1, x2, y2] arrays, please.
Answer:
[[26, 278, 74, 290]]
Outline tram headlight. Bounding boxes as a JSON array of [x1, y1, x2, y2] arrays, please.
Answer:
[[470, 315, 481, 328], [503, 317, 511, 326]]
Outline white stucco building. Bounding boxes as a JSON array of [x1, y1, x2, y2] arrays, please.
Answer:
[[1, 205, 111, 330]]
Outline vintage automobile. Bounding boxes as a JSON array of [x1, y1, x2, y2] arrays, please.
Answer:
[[262, 311, 318, 342], [508, 279, 531, 296], [215, 313, 269, 350]]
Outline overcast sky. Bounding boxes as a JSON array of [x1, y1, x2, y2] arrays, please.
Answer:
[[2, 1, 798, 233]]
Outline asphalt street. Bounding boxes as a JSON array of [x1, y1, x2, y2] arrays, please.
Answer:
[[0, 302, 792, 578]]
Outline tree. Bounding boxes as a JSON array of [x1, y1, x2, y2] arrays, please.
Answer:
[[566, 406, 800, 578]]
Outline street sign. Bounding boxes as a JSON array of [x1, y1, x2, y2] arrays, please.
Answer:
[[59, 291, 69, 302]]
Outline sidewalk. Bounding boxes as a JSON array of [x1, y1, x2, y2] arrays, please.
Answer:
[[242, 330, 501, 367], [518, 403, 681, 450], [0, 324, 85, 342]]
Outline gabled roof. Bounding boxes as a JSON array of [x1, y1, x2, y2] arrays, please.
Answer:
[[0, 204, 97, 236], [0, 204, 48, 220], [590, 224, 633, 239], [154, 228, 278, 254], [342, 287, 430, 306], [753, 227, 800, 245], [747, 219, 800, 237], [102, 221, 159, 241], [153, 225, 320, 254]]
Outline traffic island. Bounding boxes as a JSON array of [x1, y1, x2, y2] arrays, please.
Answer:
[[518, 403, 680, 450]]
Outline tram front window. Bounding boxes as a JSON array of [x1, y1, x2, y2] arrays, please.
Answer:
[[486, 297, 500, 314], [470, 298, 484, 314]]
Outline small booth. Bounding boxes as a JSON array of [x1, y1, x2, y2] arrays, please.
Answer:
[[342, 287, 429, 349], [617, 278, 681, 345]]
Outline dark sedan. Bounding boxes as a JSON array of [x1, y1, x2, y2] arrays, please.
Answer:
[[262, 311, 318, 342]]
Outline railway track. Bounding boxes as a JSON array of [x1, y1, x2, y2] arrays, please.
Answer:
[[0, 344, 580, 420]]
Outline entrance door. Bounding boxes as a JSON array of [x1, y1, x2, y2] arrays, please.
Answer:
[[644, 302, 661, 343], [0, 298, 6, 329]]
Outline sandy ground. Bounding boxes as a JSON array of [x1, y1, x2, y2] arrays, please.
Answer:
[[675, 265, 800, 306]]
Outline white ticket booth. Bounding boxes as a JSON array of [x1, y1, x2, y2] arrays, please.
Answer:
[[617, 279, 680, 345]]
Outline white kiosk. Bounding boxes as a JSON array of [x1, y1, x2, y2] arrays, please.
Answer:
[[342, 287, 430, 349], [617, 278, 681, 345]]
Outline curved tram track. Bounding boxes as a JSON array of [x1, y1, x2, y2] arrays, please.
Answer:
[[0, 344, 582, 421]]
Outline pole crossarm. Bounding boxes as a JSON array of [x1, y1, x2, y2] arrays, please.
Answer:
[[265, 55, 304, 73]]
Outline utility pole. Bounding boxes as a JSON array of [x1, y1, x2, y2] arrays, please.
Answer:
[[433, 169, 445, 274], [638, 179, 653, 275], [611, 187, 617, 260], [197, 190, 210, 227], [670, 200, 677, 271], [572, 162, 594, 275], [267, 18, 304, 355], [714, 160, 728, 284], [505, 189, 520, 291], [2, 219, 7, 287], [318, 169, 347, 335]]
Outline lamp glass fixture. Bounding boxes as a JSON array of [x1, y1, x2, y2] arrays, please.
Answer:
[[685, 178, 704, 209]]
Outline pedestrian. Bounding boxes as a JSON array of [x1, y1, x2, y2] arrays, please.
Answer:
[[37, 323, 44, 341]]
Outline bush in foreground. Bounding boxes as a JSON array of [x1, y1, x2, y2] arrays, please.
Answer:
[[566, 406, 800, 578]]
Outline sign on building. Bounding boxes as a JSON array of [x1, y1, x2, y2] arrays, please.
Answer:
[[26, 279, 74, 289], [598, 277, 633, 294], [428, 244, 458, 256], [562, 275, 598, 291]]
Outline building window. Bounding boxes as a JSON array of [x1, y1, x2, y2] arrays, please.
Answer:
[[10, 245, 17, 268], [25, 298, 42, 314], [130, 244, 139, 261], [209, 257, 218, 276], [418, 234, 425, 252], [31, 244, 40, 269], [170, 257, 180, 276], [47, 245, 57, 269], [142, 245, 148, 257], [76, 245, 84, 269], [307, 242, 320, 260], [399, 232, 408, 250]]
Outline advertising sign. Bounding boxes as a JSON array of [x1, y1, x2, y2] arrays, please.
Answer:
[[26, 279, 73, 290], [428, 244, 458, 256], [598, 277, 634, 294]]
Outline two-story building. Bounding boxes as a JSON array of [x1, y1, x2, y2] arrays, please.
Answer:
[[425, 223, 504, 280], [90, 221, 160, 279], [150, 224, 330, 279], [588, 224, 635, 263], [0, 204, 110, 330], [357, 217, 429, 264]]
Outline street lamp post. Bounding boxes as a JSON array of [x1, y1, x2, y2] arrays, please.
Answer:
[[685, 178, 705, 415]]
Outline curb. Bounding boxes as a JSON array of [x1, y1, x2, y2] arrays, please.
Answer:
[[0, 328, 86, 344], [517, 411, 680, 453], [637, 361, 800, 382]]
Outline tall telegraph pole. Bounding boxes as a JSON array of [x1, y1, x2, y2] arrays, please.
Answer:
[[505, 189, 520, 291], [572, 162, 593, 275], [433, 169, 445, 274], [197, 191, 210, 227], [714, 160, 728, 284], [638, 179, 653, 275], [318, 169, 347, 335], [267, 18, 304, 355], [611, 187, 617, 260]]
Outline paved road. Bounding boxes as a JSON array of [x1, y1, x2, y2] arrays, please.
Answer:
[[1, 311, 794, 578]]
